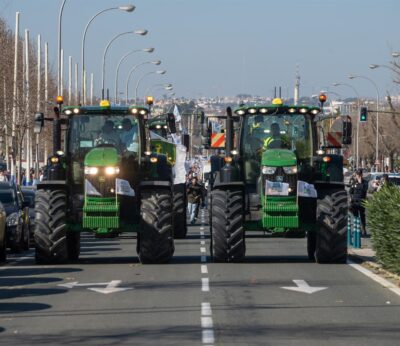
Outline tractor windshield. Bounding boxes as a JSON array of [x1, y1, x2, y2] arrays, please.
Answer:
[[67, 114, 140, 160], [240, 113, 313, 185]]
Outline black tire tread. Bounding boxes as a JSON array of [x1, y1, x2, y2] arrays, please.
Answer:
[[211, 189, 245, 262], [173, 189, 187, 239], [138, 190, 174, 264], [315, 189, 348, 264], [34, 189, 71, 264]]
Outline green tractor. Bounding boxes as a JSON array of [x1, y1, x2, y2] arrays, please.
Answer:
[[203, 97, 350, 263], [148, 113, 188, 239], [33, 99, 175, 264]]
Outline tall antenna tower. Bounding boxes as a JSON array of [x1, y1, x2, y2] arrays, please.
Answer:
[[294, 65, 300, 105]]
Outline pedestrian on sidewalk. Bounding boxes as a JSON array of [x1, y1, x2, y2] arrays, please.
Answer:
[[349, 169, 368, 237], [187, 176, 203, 225]]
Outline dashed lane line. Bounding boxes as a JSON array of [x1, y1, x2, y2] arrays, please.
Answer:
[[201, 265, 208, 274]]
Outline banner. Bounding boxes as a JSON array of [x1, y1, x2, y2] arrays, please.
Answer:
[[85, 179, 101, 196], [116, 178, 135, 197], [265, 180, 289, 196], [297, 180, 317, 198]]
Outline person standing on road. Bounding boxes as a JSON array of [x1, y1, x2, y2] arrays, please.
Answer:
[[187, 176, 203, 225], [349, 169, 368, 237]]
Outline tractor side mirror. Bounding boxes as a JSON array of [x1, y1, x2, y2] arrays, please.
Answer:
[[33, 113, 44, 134], [167, 113, 176, 134], [342, 119, 352, 145]]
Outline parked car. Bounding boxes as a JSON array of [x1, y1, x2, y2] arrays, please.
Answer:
[[0, 201, 7, 262], [21, 186, 36, 242], [0, 182, 30, 252]]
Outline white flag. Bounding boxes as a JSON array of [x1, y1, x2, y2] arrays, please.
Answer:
[[85, 179, 101, 196], [173, 104, 181, 122], [297, 180, 317, 198], [116, 178, 135, 197], [265, 180, 289, 196]]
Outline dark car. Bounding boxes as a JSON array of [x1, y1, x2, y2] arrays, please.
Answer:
[[0, 182, 30, 252], [21, 186, 35, 242], [0, 201, 7, 262]]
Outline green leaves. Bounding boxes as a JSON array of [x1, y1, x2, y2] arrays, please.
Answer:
[[365, 186, 400, 274]]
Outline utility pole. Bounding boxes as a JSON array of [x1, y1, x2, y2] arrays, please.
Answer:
[[90, 73, 94, 105], [35, 34, 41, 179], [3, 79, 9, 171], [44, 42, 49, 163], [74, 63, 78, 104], [11, 12, 20, 179], [24, 29, 31, 184], [68, 56, 72, 104]]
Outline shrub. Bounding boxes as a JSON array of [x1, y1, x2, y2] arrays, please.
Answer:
[[365, 185, 400, 274]]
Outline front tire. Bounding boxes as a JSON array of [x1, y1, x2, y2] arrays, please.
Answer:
[[138, 190, 174, 264], [211, 189, 245, 262], [315, 189, 348, 264], [34, 189, 69, 264], [173, 184, 187, 239]]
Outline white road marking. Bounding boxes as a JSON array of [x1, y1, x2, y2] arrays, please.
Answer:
[[202, 329, 215, 344], [348, 260, 400, 297], [201, 316, 213, 328], [200, 227, 204, 230], [281, 280, 328, 294], [201, 255, 207, 263], [201, 240, 205, 245], [200, 231, 205, 236], [201, 265, 208, 274], [200, 247, 206, 253], [58, 280, 132, 294], [202, 278, 210, 292], [201, 302, 212, 316]]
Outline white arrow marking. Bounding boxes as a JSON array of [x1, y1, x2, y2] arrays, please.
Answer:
[[281, 280, 327, 294], [58, 280, 132, 294], [88, 280, 132, 294]]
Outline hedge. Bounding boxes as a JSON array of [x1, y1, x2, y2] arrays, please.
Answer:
[[365, 185, 400, 274]]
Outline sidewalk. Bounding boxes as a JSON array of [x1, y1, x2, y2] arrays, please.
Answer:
[[348, 237, 375, 262]]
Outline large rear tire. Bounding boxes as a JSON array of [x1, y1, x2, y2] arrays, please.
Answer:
[[138, 190, 174, 264], [0, 230, 6, 262], [173, 184, 187, 239], [211, 189, 245, 262], [315, 189, 348, 264], [34, 189, 69, 264]]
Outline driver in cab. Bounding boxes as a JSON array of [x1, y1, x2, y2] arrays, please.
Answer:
[[96, 120, 121, 147], [120, 118, 138, 152], [263, 123, 282, 150]]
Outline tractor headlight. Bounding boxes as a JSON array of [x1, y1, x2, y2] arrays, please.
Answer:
[[84, 166, 99, 175], [7, 212, 19, 227], [105, 166, 120, 175], [262, 166, 276, 175], [283, 166, 298, 174]]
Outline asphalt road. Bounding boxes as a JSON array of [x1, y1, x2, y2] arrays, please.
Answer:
[[1, 209, 399, 345]]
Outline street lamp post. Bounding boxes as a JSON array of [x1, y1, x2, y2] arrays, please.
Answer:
[[57, 0, 67, 96], [135, 70, 166, 104], [125, 60, 161, 104], [81, 5, 135, 104], [114, 47, 154, 104], [332, 82, 361, 169], [101, 29, 148, 99], [348, 74, 380, 170], [144, 83, 173, 96]]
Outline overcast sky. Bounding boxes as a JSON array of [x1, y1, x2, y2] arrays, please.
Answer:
[[1, 0, 399, 100]]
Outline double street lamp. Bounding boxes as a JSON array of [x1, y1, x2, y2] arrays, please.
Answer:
[[348, 74, 380, 169], [144, 83, 173, 96], [101, 29, 148, 99], [114, 47, 154, 104], [135, 70, 166, 104], [81, 4, 135, 104], [125, 60, 161, 104]]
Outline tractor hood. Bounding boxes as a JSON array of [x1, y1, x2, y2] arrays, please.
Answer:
[[261, 149, 297, 167], [84, 147, 119, 167]]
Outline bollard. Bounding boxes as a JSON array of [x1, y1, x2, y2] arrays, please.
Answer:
[[354, 216, 361, 249], [347, 213, 353, 246]]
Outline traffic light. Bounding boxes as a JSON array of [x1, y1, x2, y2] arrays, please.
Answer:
[[360, 107, 368, 122]]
